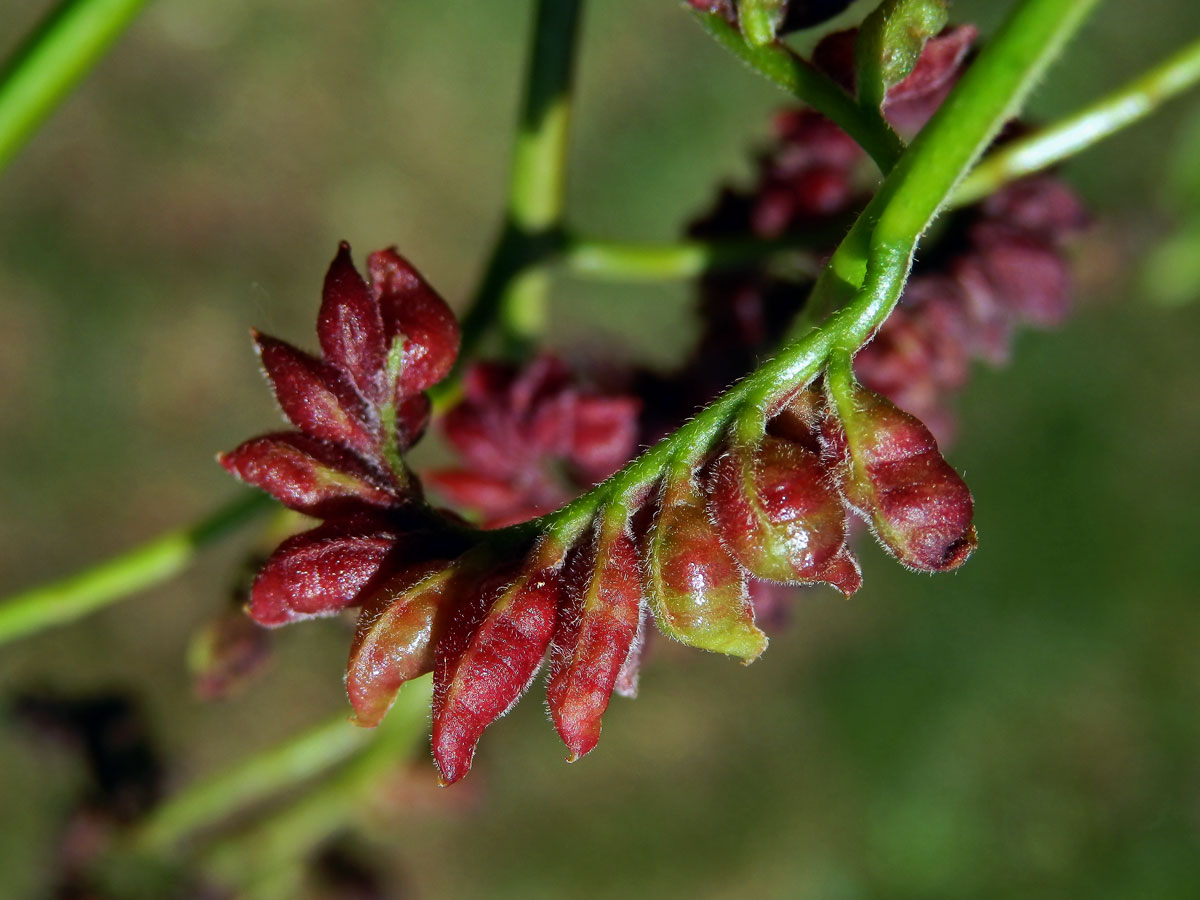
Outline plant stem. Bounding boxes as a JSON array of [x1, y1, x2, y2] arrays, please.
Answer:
[[692, 9, 905, 173], [128, 712, 373, 854], [0, 491, 272, 647], [452, 0, 582, 358], [0, 0, 150, 174], [199, 677, 433, 892], [429, 0, 583, 410], [533, 0, 1100, 543], [952, 34, 1200, 207], [562, 234, 819, 281]]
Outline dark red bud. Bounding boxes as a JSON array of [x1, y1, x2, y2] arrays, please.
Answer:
[[830, 375, 977, 571], [709, 436, 856, 593], [964, 222, 1072, 327], [219, 432, 399, 517], [246, 517, 399, 626], [394, 392, 432, 449], [253, 332, 377, 457], [424, 469, 531, 521], [318, 241, 386, 401], [432, 542, 564, 784], [189, 610, 272, 700], [644, 474, 765, 661], [546, 518, 642, 761], [367, 248, 460, 399], [347, 561, 455, 727], [883, 25, 978, 133], [980, 175, 1089, 237], [569, 395, 641, 484]]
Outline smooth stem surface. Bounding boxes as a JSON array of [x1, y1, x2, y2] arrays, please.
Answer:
[[463, 0, 582, 356], [952, 33, 1200, 207], [563, 235, 818, 281], [129, 712, 373, 854], [430, 0, 583, 408], [0, 491, 271, 646], [535, 0, 1100, 543], [0, 0, 150, 173], [0, 0, 587, 641], [694, 10, 905, 173], [200, 678, 434, 893]]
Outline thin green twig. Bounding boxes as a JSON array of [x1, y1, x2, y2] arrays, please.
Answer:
[[0, 0, 150, 174], [562, 234, 819, 281], [448, 0, 583, 360], [199, 678, 433, 893], [953, 34, 1200, 207], [692, 9, 906, 173], [429, 0, 584, 411], [128, 712, 373, 855], [0, 491, 272, 647]]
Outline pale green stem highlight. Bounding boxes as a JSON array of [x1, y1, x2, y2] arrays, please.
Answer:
[[128, 712, 374, 854], [0, 0, 150, 173], [0, 492, 272, 647], [952, 33, 1200, 207], [428, 0, 583, 409], [200, 678, 433, 893], [563, 235, 818, 281]]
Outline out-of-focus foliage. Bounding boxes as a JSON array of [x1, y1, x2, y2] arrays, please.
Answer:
[[0, 0, 1198, 897]]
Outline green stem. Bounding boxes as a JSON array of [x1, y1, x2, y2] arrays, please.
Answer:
[[462, 0, 582, 353], [0, 491, 271, 647], [562, 234, 819, 281], [530, 0, 1099, 543], [0, 0, 150, 174], [128, 712, 373, 855], [428, 0, 583, 409], [199, 678, 433, 892], [692, 9, 905, 173], [952, 34, 1200, 207]]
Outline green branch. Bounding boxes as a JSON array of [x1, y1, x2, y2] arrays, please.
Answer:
[[128, 712, 373, 855], [0, 491, 271, 647], [199, 678, 433, 894], [692, 9, 906, 173], [0, 0, 150, 174], [562, 234, 819, 281], [429, 0, 584, 411], [448, 0, 583, 361], [952, 34, 1200, 207]]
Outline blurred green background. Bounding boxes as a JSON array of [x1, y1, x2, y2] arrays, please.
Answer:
[[1, 0, 1199, 897]]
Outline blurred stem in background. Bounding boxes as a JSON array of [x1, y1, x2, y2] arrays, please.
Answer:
[[439, 0, 584, 387], [129, 711, 375, 855], [953, 33, 1200, 206], [0, 0, 150, 173], [0, 491, 272, 647], [106, 677, 433, 896], [693, 8, 906, 173], [199, 678, 432, 897]]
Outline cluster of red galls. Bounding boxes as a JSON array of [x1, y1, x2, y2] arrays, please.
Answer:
[[222, 244, 976, 784], [219, 14, 1084, 785]]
